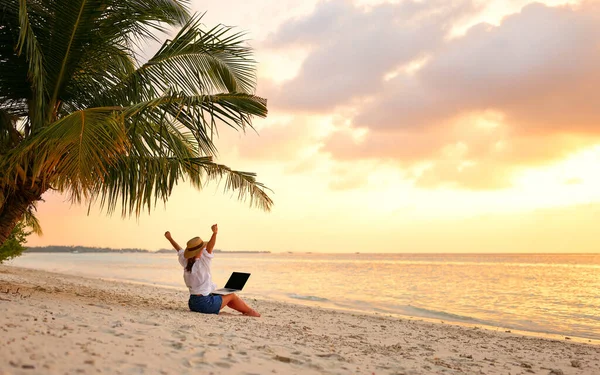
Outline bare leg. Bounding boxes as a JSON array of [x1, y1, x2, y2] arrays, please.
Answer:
[[219, 294, 260, 317]]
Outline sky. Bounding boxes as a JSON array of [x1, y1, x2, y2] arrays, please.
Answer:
[[26, 0, 600, 253]]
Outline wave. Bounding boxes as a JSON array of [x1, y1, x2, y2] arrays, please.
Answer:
[[403, 305, 484, 323], [288, 293, 329, 302]]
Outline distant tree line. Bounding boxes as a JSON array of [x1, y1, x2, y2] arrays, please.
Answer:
[[24, 246, 269, 254], [25, 246, 149, 253]]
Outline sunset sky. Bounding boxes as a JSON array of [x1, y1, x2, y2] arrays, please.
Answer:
[[27, 0, 600, 253]]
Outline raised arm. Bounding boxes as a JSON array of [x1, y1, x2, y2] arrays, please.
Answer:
[[164, 231, 182, 251], [206, 224, 218, 254]]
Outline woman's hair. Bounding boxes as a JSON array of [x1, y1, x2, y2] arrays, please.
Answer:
[[185, 258, 196, 273]]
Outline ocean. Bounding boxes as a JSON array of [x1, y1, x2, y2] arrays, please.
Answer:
[[7, 252, 600, 341]]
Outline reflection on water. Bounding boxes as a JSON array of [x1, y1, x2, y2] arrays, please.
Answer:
[[9, 252, 600, 340]]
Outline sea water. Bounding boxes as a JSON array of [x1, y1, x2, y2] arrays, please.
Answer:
[[8, 252, 600, 340]]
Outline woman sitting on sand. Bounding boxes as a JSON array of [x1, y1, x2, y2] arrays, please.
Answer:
[[164, 225, 260, 317]]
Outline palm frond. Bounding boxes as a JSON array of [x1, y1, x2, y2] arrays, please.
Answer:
[[47, 0, 192, 111], [59, 44, 137, 113], [4, 107, 128, 200], [43, 0, 187, 119], [148, 15, 256, 94], [46, 0, 106, 118], [101, 14, 257, 108], [23, 202, 42, 235], [200, 161, 273, 212], [0, 109, 22, 149], [15, 0, 47, 131], [0, 1, 31, 118], [123, 92, 267, 156], [95, 155, 272, 217], [100, 0, 191, 44]]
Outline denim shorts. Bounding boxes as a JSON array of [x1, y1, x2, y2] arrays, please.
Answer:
[[188, 294, 223, 315]]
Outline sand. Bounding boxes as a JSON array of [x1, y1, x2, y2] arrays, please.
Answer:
[[0, 265, 599, 375]]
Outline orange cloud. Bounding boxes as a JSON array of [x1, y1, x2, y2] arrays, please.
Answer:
[[298, 2, 600, 189]]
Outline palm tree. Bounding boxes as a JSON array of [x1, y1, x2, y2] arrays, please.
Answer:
[[0, 0, 271, 245]]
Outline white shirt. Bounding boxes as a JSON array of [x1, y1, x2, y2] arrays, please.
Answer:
[[178, 248, 217, 295]]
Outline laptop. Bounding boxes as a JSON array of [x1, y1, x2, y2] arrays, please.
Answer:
[[211, 272, 251, 295]]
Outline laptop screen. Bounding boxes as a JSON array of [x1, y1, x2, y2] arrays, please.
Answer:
[[224, 272, 251, 290]]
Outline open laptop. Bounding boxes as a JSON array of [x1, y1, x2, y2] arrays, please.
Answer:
[[211, 272, 251, 295]]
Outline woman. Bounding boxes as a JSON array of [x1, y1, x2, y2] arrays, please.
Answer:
[[164, 225, 260, 317]]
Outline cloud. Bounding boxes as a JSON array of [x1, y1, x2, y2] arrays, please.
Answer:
[[220, 1, 600, 191], [349, 1, 600, 132], [324, 110, 600, 188], [384, 2, 600, 132], [265, 0, 477, 111], [313, 1, 600, 189]]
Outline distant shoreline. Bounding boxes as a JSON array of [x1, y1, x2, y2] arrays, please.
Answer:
[[24, 246, 270, 254]]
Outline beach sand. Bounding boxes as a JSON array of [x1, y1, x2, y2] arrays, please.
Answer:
[[1, 265, 598, 375]]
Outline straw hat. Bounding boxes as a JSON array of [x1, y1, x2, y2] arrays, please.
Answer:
[[183, 236, 206, 259]]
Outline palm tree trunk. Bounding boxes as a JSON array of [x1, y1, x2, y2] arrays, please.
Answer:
[[0, 187, 43, 245]]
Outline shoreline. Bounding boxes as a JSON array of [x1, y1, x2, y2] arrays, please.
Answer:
[[1, 265, 599, 374], [8, 261, 600, 345], [101, 275, 600, 345]]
